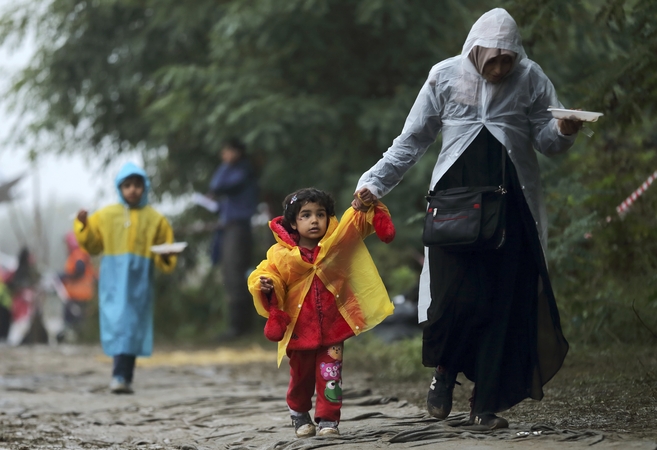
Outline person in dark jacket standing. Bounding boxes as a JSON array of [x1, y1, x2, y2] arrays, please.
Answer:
[[208, 138, 259, 341]]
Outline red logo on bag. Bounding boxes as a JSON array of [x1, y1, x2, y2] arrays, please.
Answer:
[[474, 203, 481, 209]]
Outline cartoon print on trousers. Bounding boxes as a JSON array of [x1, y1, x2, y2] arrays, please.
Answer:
[[321, 360, 343, 403], [327, 343, 343, 361], [325, 379, 342, 403], [320, 361, 342, 381]]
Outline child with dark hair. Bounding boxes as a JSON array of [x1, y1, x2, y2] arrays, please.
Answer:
[[248, 187, 395, 438], [74, 162, 177, 394], [279, 188, 337, 235]]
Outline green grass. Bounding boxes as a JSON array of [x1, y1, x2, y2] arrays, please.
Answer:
[[347, 333, 428, 382]]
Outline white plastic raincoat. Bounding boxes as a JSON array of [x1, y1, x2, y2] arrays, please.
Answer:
[[356, 8, 577, 322]]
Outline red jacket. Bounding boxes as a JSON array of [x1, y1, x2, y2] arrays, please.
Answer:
[[249, 203, 397, 366], [272, 224, 353, 351]]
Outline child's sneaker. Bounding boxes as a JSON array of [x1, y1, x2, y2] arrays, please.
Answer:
[[109, 376, 134, 394], [318, 420, 340, 436], [291, 412, 316, 438]]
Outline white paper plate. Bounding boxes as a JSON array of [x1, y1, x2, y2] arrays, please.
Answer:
[[151, 242, 188, 254], [547, 108, 604, 122]]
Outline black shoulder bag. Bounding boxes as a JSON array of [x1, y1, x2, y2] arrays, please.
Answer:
[[422, 148, 508, 251]]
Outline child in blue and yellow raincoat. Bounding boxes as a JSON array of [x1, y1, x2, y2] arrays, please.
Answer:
[[74, 162, 177, 393]]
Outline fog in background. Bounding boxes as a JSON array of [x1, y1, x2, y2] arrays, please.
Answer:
[[0, 0, 144, 271]]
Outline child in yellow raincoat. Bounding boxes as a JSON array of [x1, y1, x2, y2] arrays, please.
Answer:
[[74, 162, 177, 394], [248, 187, 395, 438]]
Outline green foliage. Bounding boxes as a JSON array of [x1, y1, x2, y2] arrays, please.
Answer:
[[0, 0, 474, 202], [1, 0, 478, 340], [501, 0, 657, 343], [3, 0, 657, 343], [349, 333, 427, 382], [152, 267, 225, 342], [150, 206, 273, 341]]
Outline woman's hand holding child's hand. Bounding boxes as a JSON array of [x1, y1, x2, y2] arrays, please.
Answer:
[[352, 188, 394, 242], [352, 188, 377, 212]]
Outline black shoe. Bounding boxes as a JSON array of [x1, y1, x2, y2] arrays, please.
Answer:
[[291, 412, 316, 438], [468, 413, 509, 429], [427, 366, 458, 419]]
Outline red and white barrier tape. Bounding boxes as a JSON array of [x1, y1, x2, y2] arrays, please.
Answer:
[[616, 170, 657, 217]]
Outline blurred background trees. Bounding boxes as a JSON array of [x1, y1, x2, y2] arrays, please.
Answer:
[[1, 0, 656, 344]]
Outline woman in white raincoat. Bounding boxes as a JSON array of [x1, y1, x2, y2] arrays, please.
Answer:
[[352, 8, 582, 429]]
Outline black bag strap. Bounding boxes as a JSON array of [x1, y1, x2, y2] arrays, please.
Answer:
[[501, 146, 506, 184], [499, 145, 507, 194]]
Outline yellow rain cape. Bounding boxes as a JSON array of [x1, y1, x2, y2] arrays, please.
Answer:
[[248, 204, 394, 366]]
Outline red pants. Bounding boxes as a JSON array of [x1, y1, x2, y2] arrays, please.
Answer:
[[287, 343, 344, 423]]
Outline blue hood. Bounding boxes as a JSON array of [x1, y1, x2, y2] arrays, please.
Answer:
[[115, 162, 150, 208]]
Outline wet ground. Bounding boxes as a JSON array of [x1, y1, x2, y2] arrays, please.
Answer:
[[0, 343, 655, 450], [374, 343, 657, 442]]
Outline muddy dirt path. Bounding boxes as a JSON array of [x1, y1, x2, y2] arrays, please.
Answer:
[[0, 344, 655, 450]]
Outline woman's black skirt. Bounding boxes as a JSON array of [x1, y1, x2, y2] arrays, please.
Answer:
[[422, 128, 568, 415]]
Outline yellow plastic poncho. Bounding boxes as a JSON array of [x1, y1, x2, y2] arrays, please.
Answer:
[[248, 204, 394, 366]]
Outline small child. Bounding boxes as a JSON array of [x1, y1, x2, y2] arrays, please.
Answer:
[[74, 162, 177, 394], [247, 187, 396, 438]]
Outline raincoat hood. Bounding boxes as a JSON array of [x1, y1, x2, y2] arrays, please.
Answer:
[[462, 8, 526, 74], [115, 162, 150, 208], [268, 215, 338, 249]]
